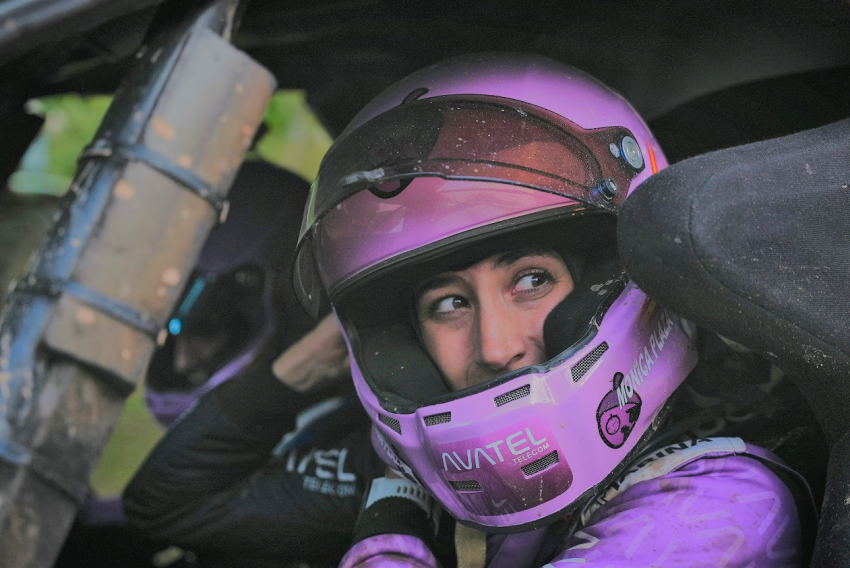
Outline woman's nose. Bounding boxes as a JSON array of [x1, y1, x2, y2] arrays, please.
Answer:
[[476, 303, 527, 373]]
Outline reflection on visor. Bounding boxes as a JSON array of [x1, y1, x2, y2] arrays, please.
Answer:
[[310, 94, 642, 228]]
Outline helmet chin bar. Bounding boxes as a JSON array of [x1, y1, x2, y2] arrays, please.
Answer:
[[368, 372, 681, 534], [457, 399, 676, 534]]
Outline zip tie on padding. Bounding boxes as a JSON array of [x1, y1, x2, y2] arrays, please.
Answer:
[[11, 277, 162, 339], [80, 140, 226, 212]]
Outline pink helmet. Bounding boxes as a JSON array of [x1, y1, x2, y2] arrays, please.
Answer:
[[293, 53, 697, 532]]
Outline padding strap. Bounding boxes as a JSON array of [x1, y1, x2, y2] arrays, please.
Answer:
[[11, 276, 162, 338], [81, 140, 226, 212], [455, 523, 487, 568], [365, 477, 433, 512]]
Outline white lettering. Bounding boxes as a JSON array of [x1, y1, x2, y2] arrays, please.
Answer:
[[658, 311, 672, 349], [630, 365, 642, 387], [643, 346, 655, 372], [474, 447, 496, 468], [337, 448, 356, 482], [442, 433, 552, 471], [453, 450, 474, 470], [507, 432, 530, 455], [616, 311, 677, 409], [314, 449, 337, 479], [443, 452, 461, 471], [526, 428, 547, 446], [486, 440, 506, 462], [297, 449, 315, 474], [512, 443, 551, 465]]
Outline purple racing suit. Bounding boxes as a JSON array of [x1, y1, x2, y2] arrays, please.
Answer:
[[340, 437, 814, 568]]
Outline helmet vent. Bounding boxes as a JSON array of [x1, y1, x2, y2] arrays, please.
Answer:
[[494, 384, 531, 407], [571, 342, 609, 382], [521, 450, 559, 477], [424, 412, 452, 426], [451, 480, 483, 493], [378, 413, 402, 434]]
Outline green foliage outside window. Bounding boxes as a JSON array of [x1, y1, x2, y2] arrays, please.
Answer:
[[10, 90, 331, 196]]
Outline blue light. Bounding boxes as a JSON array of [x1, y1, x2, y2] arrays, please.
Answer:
[[168, 318, 182, 335]]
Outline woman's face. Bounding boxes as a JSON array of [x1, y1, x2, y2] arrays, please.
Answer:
[[415, 248, 574, 392]]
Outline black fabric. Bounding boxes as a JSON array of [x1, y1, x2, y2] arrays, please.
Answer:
[[211, 360, 319, 435], [359, 322, 449, 401], [55, 521, 196, 568], [643, 331, 829, 548], [123, 366, 383, 566], [618, 118, 850, 445], [811, 430, 850, 567], [352, 496, 436, 546], [650, 66, 850, 164], [664, 333, 828, 509], [543, 255, 623, 359]]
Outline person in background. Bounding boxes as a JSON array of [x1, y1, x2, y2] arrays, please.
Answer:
[[123, 160, 383, 568]]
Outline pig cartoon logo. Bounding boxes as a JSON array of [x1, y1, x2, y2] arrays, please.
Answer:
[[596, 372, 641, 449]]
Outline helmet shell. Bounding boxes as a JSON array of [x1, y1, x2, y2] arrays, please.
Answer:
[[296, 53, 666, 309], [299, 53, 694, 531]]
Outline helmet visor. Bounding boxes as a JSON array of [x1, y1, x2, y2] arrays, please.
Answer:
[[304, 94, 643, 234]]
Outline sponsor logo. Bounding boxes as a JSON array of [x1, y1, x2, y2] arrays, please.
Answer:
[[441, 427, 549, 471], [597, 372, 641, 449], [283, 446, 359, 497], [616, 308, 674, 408]]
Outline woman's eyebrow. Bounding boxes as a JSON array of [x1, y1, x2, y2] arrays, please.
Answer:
[[492, 248, 559, 268], [415, 275, 457, 297]]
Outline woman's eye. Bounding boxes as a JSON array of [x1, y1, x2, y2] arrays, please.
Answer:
[[434, 296, 468, 314], [515, 272, 549, 293]]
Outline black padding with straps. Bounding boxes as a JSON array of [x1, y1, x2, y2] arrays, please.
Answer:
[[618, 118, 850, 567]]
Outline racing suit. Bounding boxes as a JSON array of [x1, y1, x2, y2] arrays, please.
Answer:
[[342, 437, 814, 568]]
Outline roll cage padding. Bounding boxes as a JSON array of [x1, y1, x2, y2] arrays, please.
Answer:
[[0, 2, 274, 565], [618, 118, 850, 567]]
